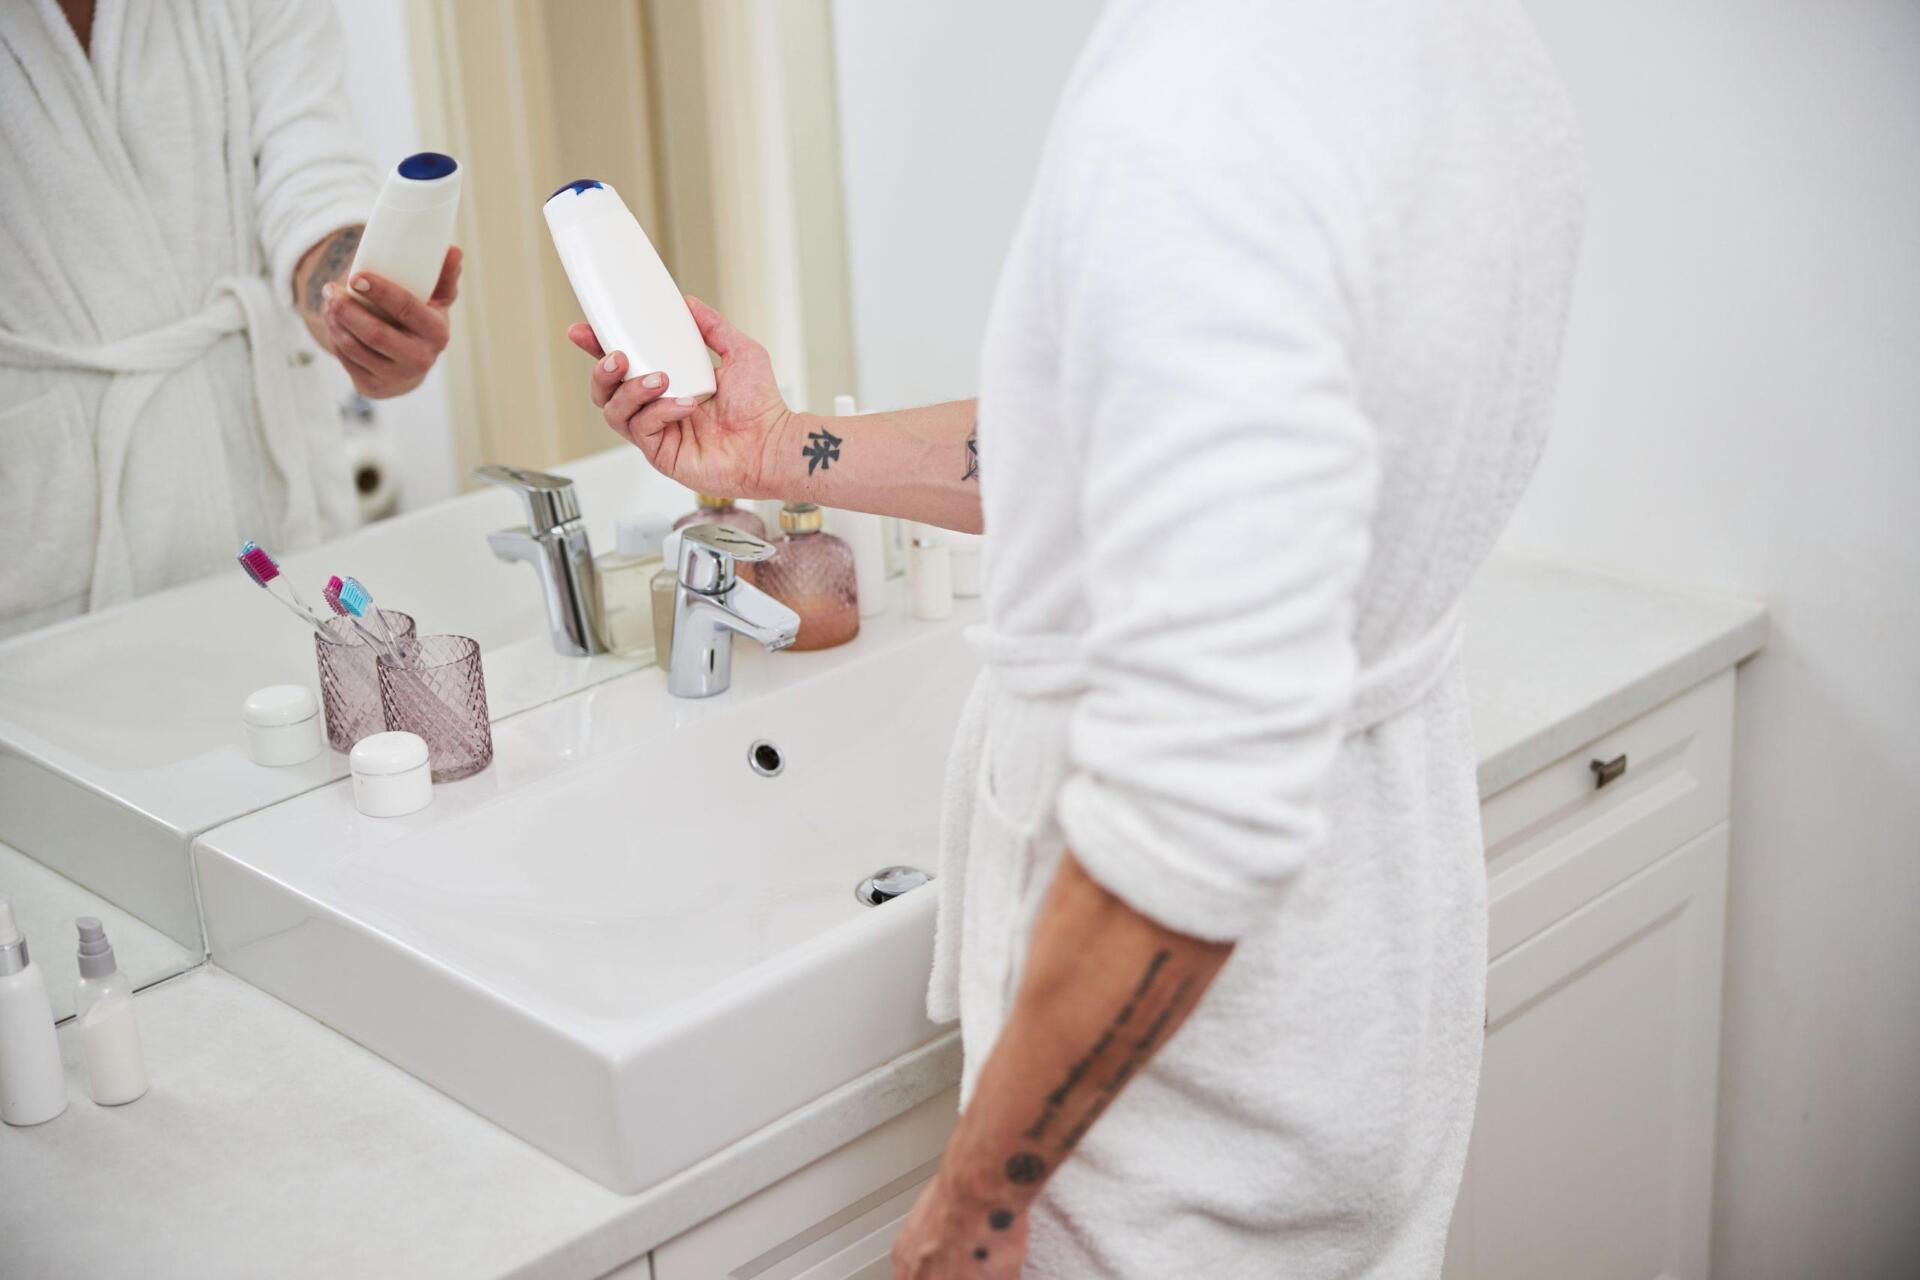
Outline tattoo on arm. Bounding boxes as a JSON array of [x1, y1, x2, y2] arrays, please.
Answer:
[[1001, 945, 1202, 1184], [802, 425, 844, 475], [300, 226, 362, 314], [963, 428, 980, 482]]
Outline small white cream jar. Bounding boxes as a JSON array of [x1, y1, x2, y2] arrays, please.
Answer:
[[349, 731, 433, 817], [242, 685, 324, 767]]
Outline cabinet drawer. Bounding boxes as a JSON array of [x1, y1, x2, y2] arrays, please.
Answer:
[[653, 1088, 959, 1280], [1481, 670, 1732, 959]]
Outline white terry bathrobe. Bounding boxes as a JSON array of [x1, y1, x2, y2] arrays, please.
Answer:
[[0, 0, 375, 636], [927, 1, 1584, 1275]]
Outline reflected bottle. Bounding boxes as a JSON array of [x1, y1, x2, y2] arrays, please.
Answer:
[[595, 516, 670, 660], [758, 503, 860, 652], [672, 495, 768, 584]]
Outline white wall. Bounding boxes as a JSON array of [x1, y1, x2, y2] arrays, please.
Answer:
[[828, 0, 1105, 410], [326, 0, 459, 514], [1505, 3, 1920, 1276]]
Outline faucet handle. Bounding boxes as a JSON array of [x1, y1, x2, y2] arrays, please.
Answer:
[[473, 464, 581, 534], [678, 522, 775, 594]]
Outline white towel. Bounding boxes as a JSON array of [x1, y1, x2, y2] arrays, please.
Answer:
[[931, 0, 1584, 1274], [0, 0, 374, 632]]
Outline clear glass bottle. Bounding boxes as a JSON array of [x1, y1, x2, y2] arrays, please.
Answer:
[[758, 503, 860, 651], [595, 516, 671, 660], [673, 495, 768, 585]]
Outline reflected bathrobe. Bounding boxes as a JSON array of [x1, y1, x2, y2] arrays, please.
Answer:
[[0, 0, 375, 636], [927, 1, 1583, 1275]]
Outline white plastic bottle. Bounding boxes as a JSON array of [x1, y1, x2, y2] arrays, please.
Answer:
[[544, 179, 716, 401], [0, 897, 67, 1127], [826, 395, 890, 618], [909, 523, 955, 621], [73, 918, 147, 1107], [349, 152, 462, 305]]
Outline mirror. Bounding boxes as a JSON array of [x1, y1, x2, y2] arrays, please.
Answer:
[[0, 0, 1095, 1000]]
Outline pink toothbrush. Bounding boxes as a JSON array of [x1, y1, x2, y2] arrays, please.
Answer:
[[236, 541, 333, 638]]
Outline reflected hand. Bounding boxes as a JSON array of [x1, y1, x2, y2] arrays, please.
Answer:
[[323, 247, 462, 399], [568, 296, 792, 500]]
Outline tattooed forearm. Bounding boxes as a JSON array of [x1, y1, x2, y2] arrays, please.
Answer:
[[1020, 947, 1173, 1144], [299, 225, 363, 314], [802, 424, 844, 475], [963, 428, 980, 482]]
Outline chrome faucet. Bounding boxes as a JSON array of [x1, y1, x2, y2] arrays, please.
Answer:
[[668, 524, 799, 698], [475, 464, 605, 657]]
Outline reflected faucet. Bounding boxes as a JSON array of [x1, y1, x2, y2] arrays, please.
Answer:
[[475, 464, 604, 657], [669, 524, 799, 698]]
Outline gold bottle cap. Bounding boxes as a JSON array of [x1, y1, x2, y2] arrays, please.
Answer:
[[779, 503, 823, 535], [695, 493, 736, 510]]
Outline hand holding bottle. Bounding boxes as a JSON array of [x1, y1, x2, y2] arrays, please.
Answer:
[[570, 296, 793, 500]]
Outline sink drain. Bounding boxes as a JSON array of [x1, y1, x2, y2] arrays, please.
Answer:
[[856, 865, 932, 906], [747, 740, 783, 777]]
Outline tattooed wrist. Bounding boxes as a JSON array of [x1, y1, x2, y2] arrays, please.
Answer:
[[801, 420, 844, 476], [298, 225, 364, 315], [963, 427, 980, 482]]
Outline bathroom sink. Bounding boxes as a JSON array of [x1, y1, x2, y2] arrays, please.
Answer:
[[0, 447, 686, 950], [193, 598, 981, 1192]]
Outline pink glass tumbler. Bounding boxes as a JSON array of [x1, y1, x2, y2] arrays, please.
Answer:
[[378, 634, 493, 782], [314, 609, 417, 752]]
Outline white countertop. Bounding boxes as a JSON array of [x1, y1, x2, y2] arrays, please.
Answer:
[[0, 555, 1765, 1279]]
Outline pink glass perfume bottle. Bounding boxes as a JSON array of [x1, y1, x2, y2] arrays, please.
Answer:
[[757, 503, 859, 651], [673, 495, 768, 584]]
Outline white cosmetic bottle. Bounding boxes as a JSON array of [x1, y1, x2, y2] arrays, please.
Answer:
[[0, 897, 67, 1127], [349, 152, 462, 305], [74, 918, 147, 1107], [909, 523, 955, 621], [826, 395, 890, 618], [544, 179, 716, 401]]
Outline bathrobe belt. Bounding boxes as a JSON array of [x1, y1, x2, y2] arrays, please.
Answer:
[[927, 606, 1465, 1026], [963, 604, 1464, 733], [0, 276, 323, 608]]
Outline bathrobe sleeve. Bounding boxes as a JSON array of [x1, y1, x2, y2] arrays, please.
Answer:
[[1049, 100, 1380, 944], [243, 0, 379, 305]]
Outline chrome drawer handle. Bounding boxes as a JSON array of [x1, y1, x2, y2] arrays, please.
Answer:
[[1591, 754, 1628, 788]]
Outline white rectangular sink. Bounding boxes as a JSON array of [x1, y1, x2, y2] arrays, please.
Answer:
[[0, 448, 687, 951], [194, 598, 979, 1192]]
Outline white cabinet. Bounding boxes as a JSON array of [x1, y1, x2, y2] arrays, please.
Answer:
[[651, 1089, 958, 1280], [656, 673, 1739, 1280], [1447, 672, 1734, 1279]]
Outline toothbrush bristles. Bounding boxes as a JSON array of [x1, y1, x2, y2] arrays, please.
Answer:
[[338, 577, 373, 618], [236, 541, 280, 587], [321, 575, 349, 616]]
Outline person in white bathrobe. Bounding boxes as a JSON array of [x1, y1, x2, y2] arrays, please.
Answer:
[[0, 0, 460, 637], [579, 1, 1582, 1275]]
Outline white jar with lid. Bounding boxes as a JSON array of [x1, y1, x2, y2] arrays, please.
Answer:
[[350, 731, 433, 818], [242, 685, 324, 767]]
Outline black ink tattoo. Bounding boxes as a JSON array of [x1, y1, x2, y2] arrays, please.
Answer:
[[963, 429, 980, 482], [1004, 1152, 1046, 1185], [802, 425, 843, 475], [301, 226, 363, 314], [988, 1208, 1016, 1231], [1014, 948, 1186, 1160]]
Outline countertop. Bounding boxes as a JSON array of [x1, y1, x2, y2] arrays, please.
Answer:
[[0, 555, 1766, 1279]]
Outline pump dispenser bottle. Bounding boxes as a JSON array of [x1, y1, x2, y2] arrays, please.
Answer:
[[349, 152, 462, 306], [544, 179, 716, 401], [759, 504, 860, 651], [0, 897, 66, 1126], [74, 918, 147, 1107]]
